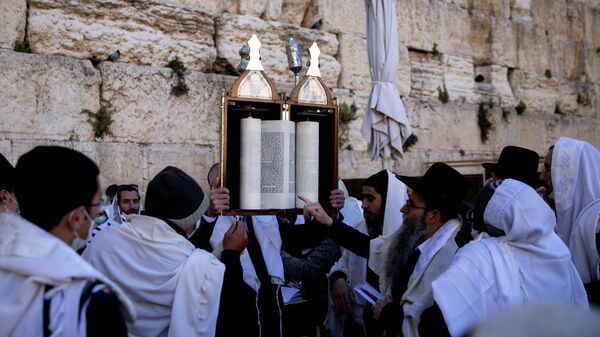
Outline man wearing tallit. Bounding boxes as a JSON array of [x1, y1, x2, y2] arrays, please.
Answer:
[[298, 169, 406, 337], [83, 166, 226, 337], [0, 146, 135, 337], [540, 137, 600, 304], [431, 179, 589, 337]]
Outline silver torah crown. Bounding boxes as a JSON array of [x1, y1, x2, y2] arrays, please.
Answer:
[[286, 38, 303, 75]]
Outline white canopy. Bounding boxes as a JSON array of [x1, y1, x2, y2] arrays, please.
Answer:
[[361, 0, 412, 168]]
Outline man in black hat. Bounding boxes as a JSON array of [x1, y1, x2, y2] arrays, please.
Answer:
[[481, 145, 540, 188], [301, 162, 469, 337]]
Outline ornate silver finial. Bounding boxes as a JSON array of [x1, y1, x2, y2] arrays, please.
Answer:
[[237, 44, 250, 73], [286, 38, 303, 86], [306, 41, 321, 77], [246, 34, 264, 71]]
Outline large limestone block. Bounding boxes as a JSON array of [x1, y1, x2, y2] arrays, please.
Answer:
[[470, 0, 511, 19], [280, 0, 312, 26], [531, 0, 569, 40], [146, 144, 218, 193], [215, 13, 340, 88], [333, 88, 370, 153], [491, 19, 517, 68], [398, 0, 442, 53], [511, 0, 532, 20], [240, 0, 268, 16], [409, 51, 444, 99], [0, 0, 26, 49], [304, 0, 366, 35], [337, 34, 410, 95], [0, 140, 13, 163], [474, 65, 516, 107], [162, 0, 239, 14], [515, 20, 551, 72], [264, 0, 284, 21], [584, 47, 600, 83], [11, 140, 70, 164], [583, 7, 600, 48], [337, 33, 370, 91], [95, 142, 144, 189], [0, 50, 100, 141], [470, 14, 492, 66], [549, 38, 585, 81], [100, 62, 237, 145], [442, 55, 477, 103], [439, 3, 472, 58], [509, 69, 559, 113], [28, 0, 216, 71]]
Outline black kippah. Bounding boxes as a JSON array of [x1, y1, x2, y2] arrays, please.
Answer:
[[15, 146, 99, 231], [145, 166, 208, 230]]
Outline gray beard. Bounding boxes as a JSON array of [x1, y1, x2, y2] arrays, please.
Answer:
[[382, 215, 427, 298]]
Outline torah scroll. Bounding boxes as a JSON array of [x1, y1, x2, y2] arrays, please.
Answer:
[[239, 117, 262, 209], [295, 122, 319, 208], [261, 120, 295, 209]]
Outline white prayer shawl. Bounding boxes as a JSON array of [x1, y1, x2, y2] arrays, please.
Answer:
[[432, 179, 589, 337], [325, 219, 369, 337], [401, 220, 460, 337], [552, 136, 600, 282], [0, 213, 135, 337], [210, 215, 284, 292], [82, 214, 224, 337], [368, 170, 408, 281]]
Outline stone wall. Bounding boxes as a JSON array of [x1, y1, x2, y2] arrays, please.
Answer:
[[1, 0, 600, 194]]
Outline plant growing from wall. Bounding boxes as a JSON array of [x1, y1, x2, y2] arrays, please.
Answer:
[[402, 134, 418, 152], [14, 40, 31, 53], [437, 84, 449, 104], [554, 104, 564, 115], [501, 108, 511, 122], [339, 103, 358, 124], [478, 100, 494, 143], [166, 57, 189, 97], [81, 104, 114, 139], [515, 100, 527, 115], [544, 69, 552, 79], [432, 42, 439, 57], [459, 149, 466, 157], [577, 93, 590, 106]]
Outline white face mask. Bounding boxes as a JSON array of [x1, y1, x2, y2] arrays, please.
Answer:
[[186, 218, 202, 238], [71, 209, 94, 251]]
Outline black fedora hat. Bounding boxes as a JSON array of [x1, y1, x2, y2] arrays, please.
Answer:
[[396, 162, 469, 207], [481, 146, 540, 187]]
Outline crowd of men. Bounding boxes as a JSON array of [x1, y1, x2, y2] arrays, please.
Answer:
[[0, 136, 599, 337]]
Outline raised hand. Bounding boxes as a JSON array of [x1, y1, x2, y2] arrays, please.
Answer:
[[222, 220, 248, 253], [206, 187, 230, 217], [298, 195, 333, 226]]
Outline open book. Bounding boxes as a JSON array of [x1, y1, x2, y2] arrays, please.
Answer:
[[354, 282, 383, 305]]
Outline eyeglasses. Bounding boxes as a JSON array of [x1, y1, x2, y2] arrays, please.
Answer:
[[405, 200, 426, 210]]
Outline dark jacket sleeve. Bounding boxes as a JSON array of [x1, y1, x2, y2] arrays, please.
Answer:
[[281, 238, 341, 283], [86, 290, 128, 337], [327, 219, 371, 258], [379, 302, 403, 336]]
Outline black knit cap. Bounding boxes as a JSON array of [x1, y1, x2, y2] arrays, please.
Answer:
[[14, 146, 99, 231], [0, 152, 15, 192], [145, 166, 209, 230]]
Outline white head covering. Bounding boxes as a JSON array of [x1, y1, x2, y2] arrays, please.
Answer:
[[432, 179, 588, 337], [551, 137, 600, 282], [552, 136, 600, 245], [368, 170, 408, 276]]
